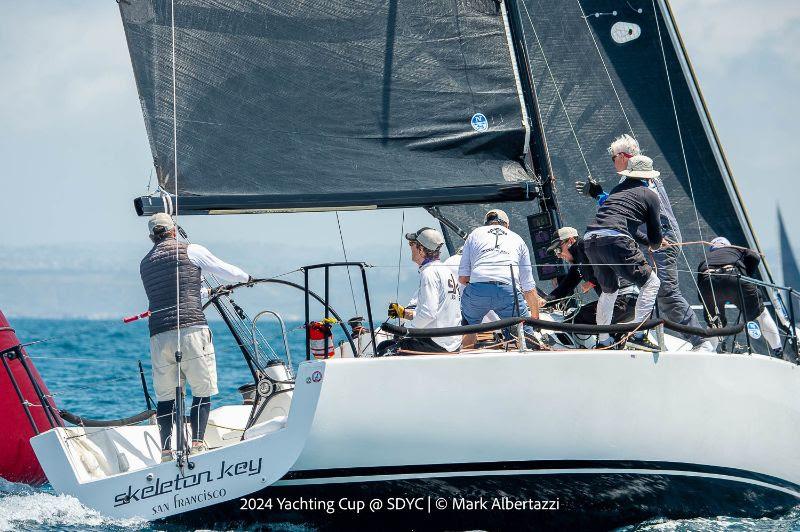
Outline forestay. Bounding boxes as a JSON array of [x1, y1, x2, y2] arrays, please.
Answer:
[[119, 0, 538, 213]]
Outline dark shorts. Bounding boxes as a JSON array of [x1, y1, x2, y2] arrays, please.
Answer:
[[584, 235, 652, 293], [568, 294, 637, 325], [697, 272, 763, 326]]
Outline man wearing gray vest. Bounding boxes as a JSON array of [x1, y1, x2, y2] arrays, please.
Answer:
[[140, 213, 251, 462]]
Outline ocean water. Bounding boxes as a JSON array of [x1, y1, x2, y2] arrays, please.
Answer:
[[2, 318, 798, 531]]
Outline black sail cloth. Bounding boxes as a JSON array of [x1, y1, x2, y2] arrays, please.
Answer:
[[439, 0, 757, 308], [119, 0, 534, 205]]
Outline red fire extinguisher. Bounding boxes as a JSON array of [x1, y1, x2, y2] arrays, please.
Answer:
[[308, 319, 336, 359]]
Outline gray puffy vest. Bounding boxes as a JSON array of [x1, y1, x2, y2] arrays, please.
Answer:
[[140, 238, 207, 337]]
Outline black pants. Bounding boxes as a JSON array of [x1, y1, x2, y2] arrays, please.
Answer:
[[376, 337, 448, 356], [568, 294, 637, 325], [697, 272, 763, 327], [584, 235, 653, 292]]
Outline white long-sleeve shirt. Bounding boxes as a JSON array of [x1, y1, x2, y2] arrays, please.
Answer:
[[458, 225, 535, 292], [409, 260, 462, 352], [187, 244, 250, 285]]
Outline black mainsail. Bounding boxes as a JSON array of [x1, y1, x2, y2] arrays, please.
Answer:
[[120, 0, 548, 214], [120, 0, 780, 309]]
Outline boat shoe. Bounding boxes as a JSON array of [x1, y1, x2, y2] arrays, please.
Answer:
[[626, 332, 659, 351], [190, 442, 209, 456]]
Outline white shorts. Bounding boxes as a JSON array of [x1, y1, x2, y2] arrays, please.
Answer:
[[149, 326, 218, 402]]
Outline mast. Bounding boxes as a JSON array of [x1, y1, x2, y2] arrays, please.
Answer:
[[500, 0, 560, 229], [500, 0, 565, 280]]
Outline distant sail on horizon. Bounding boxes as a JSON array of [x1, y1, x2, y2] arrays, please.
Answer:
[[778, 207, 800, 323]]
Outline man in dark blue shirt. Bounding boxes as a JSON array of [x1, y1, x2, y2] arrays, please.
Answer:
[[583, 155, 663, 348]]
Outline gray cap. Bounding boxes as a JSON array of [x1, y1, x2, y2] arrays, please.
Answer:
[[618, 155, 660, 179], [148, 212, 175, 235], [405, 227, 445, 252], [484, 208, 510, 225]]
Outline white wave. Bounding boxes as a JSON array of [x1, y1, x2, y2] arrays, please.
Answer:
[[0, 491, 145, 532], [616, 506, 800, 531]]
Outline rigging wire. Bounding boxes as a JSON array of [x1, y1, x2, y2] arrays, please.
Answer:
[[395, 210, 405, 323], [516, 0, 593, 178], [169, 0, 190, 461], [574, 0, 635, 137], [335, 211, 359, 316], [650, 0, 719, 316]]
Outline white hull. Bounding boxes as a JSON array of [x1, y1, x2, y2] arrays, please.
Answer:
[[32, 350, 800, 523]]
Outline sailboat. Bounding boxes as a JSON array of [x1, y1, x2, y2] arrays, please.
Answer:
[[5, 0, 800, 528], [778, 208, 800, 325]]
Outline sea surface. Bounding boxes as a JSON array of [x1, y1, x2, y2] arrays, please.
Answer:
[[2, 318, 798, 531]]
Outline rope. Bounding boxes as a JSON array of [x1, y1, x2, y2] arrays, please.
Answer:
[[516, 0, 593, 178], [335, 211, 359, 316]]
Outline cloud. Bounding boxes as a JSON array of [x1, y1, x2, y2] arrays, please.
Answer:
[[0, 4, 134, 130], [670, 0, 800, 74]]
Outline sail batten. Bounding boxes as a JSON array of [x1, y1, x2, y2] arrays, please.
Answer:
[[120, 0, 539, 209]]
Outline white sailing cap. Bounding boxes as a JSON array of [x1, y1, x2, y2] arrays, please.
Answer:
[[405, 227, 445, 252], [546, 226, 579, 253], [148, 212, 175, 235], [618, 155, 660, 179], [484, 208, 510, 225], [710, 236, 731, 250]]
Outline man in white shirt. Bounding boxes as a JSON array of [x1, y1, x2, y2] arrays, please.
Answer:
[[443, 247, 463, 281], [384, 227, 462, 354], [140, 213, 251, 461], [458, 209, 539, 347]]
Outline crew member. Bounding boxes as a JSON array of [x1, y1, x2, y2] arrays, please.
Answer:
[[576, 134, 711, 351], [697, 237, 784, 358], [443, 246, 463, 280], [458, 209, 539, 347], [140, 213, 252, 462], [583, 155, 663, 349], [383, 227, 461, 354], [543, 227, 637, 325]]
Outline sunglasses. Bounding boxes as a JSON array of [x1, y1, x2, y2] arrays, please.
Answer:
[[611, 152, 633, 162]]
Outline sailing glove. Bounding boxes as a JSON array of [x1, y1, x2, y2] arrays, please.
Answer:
[[388, 303, 406, 319], [574, 177, 604, 199], [209, 285, 232, 298]]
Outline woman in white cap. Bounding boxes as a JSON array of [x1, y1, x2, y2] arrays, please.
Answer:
[[583, 155, 663, 348], [697, 237, 784, 358], [458, 209, 539, 347], [383, 227, 462, 354]]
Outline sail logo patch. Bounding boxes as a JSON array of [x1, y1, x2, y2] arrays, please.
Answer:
[[471, 113, 488, 132], [746, 321, 762, 340], [611, 22, 641, 44]]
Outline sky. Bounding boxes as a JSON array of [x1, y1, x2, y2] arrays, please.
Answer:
[[0, 0, 798, 317]]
